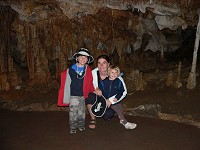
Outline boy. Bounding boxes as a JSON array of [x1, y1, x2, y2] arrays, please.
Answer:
[[102, 65, 137, 129], [58, 48, 94, 133]]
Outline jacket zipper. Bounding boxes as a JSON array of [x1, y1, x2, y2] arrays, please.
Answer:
[[108, 80, 113, 98]]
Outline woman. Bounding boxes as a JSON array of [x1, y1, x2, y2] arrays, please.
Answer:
[[85, 55, 136, 130]]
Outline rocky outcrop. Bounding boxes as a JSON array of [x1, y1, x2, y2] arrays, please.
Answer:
[[1, 0, 199, 29]]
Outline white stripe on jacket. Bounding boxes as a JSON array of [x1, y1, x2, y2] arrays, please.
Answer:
[[92, 67, 127, 104]]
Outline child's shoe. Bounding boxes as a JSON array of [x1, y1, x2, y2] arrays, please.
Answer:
[[124, 122, 137, 129], [78, 126, 85, 132], [70, 128, 77, 134], [120, 120, 137, 129]]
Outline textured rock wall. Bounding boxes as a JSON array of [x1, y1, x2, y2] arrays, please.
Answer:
[[0, 6, 22, 90], [0, 0, 199, 90]]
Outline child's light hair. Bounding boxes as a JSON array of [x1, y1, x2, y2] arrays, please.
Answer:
[[108, 65, 120, 76]]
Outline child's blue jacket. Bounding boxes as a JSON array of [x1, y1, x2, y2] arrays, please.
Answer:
[[101, 77, 125, 101]]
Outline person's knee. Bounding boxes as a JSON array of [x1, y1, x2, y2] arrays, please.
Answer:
[[85, 92, 96, 105], [102, 115, 113, 121]]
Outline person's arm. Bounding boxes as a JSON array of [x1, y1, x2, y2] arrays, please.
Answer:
[[92, 68, 103, 96], [106, 99, 112, 108], [115, 80, 125, 100], [92, 68, 99, 89], [94, 87, 102, 96], [108, 77, 127, 104], [116, 76, 127, 101]]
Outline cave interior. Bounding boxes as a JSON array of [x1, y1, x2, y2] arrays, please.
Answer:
[[0, 0, 200, 93]]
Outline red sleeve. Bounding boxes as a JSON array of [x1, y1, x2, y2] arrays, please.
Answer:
[[87, 66, 94, 92], [83, 66, 94, 99]]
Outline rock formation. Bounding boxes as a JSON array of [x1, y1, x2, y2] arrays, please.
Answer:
[[0, 0, 199, 90]]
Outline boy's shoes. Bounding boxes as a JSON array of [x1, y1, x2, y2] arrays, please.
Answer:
[[70, 128, 77, 134], [120, 120, 137, 129], [70, 126, 85, 134], [78, 126, 85, 132]]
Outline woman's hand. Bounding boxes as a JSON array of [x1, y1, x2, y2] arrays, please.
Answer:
[[94, 88, 102, 96], [106, 99, 112, 108]]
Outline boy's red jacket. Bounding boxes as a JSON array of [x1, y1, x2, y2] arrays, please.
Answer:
[[57, 65, 94, 106]]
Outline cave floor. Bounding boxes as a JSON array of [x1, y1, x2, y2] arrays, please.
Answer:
[[126, 86, 200, 120], [0, 111, 200, 150], [1, 84, 200, 149]]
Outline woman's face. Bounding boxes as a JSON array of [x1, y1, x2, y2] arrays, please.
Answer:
[[97, 58, 110, 73]]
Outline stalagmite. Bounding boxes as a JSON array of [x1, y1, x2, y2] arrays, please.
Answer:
[[166, 70, 174, 87], [187, 9, 200, 89], [175, 61, 182, 88], [25, 24, 35, 79], [160, 44, 164, 63]]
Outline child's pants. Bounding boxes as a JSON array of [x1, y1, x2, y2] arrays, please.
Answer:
[[69, 96, 85, 129], [111, 103, 128, 124]]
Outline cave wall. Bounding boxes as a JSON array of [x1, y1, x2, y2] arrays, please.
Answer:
[[0, 0, 199, 90], [0, 6, 22, 90]]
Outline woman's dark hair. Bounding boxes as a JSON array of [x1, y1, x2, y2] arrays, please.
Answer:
[[97, 55, 110, 63]]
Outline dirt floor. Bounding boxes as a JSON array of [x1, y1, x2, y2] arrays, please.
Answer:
[[1, 111, 200, 150]]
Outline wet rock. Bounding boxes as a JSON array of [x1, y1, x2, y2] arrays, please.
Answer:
[[126, 104, 161, 118], [159, 113, 200, 128]]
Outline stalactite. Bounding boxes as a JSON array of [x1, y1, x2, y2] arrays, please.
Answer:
[[7, 55, 13, 72], [26, 47, 35, 79], [25, 23, 30, 41], [55, 43, 60, 78], [127, 70, 146, 91], [25, 24, 35, 79], [166, 71, 174, 87], [58, 44, 67, 72], [0, 73, 10, 91], [3, 9, 9, 73], [160, 45, 164, 63], [31, 21, 52, 81], [0, 6, 22, 90], [174, 61, 182, 88], [31, 24, 36, 39]]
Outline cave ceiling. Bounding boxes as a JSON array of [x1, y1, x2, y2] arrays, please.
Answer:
[[1, 0, 200, 29]]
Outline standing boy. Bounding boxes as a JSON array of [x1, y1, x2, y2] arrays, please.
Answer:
[[58, 48, 94, 134]]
